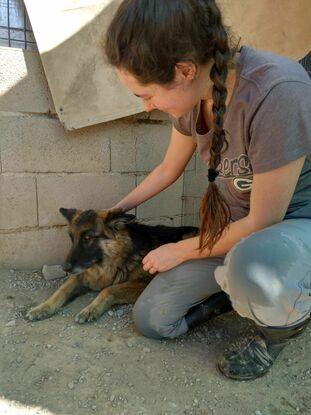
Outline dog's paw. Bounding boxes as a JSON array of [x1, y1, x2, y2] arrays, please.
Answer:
[[26, 304, 53, 321], [74, 306, 100, 324]]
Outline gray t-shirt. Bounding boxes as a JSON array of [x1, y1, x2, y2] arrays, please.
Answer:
[[170, 46, 311, 221]]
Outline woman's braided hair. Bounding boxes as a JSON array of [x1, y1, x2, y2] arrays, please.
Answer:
[[105, 0, 236, 252]]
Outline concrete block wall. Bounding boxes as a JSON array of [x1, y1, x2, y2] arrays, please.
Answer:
[[0, 47, 198, 269], [182, 155, 207, 228]]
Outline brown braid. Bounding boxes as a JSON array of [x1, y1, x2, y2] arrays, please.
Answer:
[[199, 1, 232, 252], [105, 0, 238, 252]]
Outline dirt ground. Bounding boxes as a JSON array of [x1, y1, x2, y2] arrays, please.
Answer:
[[0, 267, 310, 415]]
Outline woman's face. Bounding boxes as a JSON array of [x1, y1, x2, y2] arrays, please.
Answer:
[[116, 62, 210, 118]]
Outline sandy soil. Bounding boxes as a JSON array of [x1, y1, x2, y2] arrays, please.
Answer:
[[0, 267, 310, 415]]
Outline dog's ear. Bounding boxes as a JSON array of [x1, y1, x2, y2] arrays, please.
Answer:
[[104, 209, 135, 231], [59, 208, 78, 223], [99, 209, 135, 222]]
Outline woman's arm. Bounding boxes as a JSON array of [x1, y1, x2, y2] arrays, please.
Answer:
[[142, 156, 306, 273], [112, 127, 196, 212]]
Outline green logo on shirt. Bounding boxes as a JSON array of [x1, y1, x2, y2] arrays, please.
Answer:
[[233, 177, 253, 192]]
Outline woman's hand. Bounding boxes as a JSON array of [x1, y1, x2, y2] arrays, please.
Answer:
[[142, 243, 185, 274]]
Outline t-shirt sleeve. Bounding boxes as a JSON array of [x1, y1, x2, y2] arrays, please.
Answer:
[[248, 81, 311, 174], [168, 112, 193, 136]]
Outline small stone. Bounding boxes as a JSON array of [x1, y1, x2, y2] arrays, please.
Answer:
[[46, 344, 52, 349], [10, 269, 15, 274], [68, 381, 75, 390], [6, 320, 16, 327], [108, 310, 114, 317], [42, 265, 66, 281], [143, 347, 151, 353], [16, 356, 23, 363], [126, 340, 133, 348], [255, 411, 263, 415]]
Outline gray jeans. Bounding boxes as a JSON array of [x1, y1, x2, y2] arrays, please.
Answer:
[[133, 219, 311, 339]]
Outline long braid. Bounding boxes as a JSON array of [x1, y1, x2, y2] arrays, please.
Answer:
[[199, 1, 232, 252]]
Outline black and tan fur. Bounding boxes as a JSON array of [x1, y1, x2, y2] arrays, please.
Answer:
[[27, 208, 198, 324]]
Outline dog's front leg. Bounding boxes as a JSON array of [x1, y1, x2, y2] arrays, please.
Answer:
[[75, 280, 148, 324], [27, 275, 83, 321]]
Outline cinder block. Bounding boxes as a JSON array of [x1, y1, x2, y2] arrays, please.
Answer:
[[110, 125, 136, 172], [134, 121, 195, 172], [183, 196, 201, 216], [183, 197, 195, 216], [37, 173, 136, 226], [110, 120, 194, 173], [184, 170, 207, 198], [195, 152, 208, 173], [0, 174, 37, 230], [136, 175, 183, 219], [182, 214, 200, 227], [0, 227, 70, 269], [0, 115, 110, 173], [135, 123, 171, 172], [193, 198, 202, 215], [172, 215, 183, 227], [185, 153, 196, 171], [0, 47, 55, 114]]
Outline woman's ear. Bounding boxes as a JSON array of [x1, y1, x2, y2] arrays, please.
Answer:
[[174, 61, 197, 82]]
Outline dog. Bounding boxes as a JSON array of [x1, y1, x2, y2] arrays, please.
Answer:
[[26, 208, 198, 324]]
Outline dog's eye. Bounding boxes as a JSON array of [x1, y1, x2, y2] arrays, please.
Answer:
[[83, 235, 92, 241]]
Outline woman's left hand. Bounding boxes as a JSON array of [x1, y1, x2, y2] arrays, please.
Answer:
[[142, 243, 185, 274]]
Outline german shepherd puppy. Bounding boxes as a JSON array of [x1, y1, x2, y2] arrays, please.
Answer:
[[26, 208, 198, 324]]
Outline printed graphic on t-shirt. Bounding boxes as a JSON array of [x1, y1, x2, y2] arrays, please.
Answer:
[[218, 154, 253, 192], [233, 177, 253, 192]]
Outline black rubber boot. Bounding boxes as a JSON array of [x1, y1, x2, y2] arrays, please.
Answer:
[[217, 317, 310, 380], [185, 291, 233, 329]]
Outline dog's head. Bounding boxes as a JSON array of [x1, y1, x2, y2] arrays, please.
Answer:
[[59, 208, 135, 274]]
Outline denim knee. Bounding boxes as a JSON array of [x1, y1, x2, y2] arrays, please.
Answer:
[[214, 223, 311, 326], [215, 227, 306, 326], [132, 257, 225, 338], [132, 298, 164, 339], [221, 232, 285, 304]]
